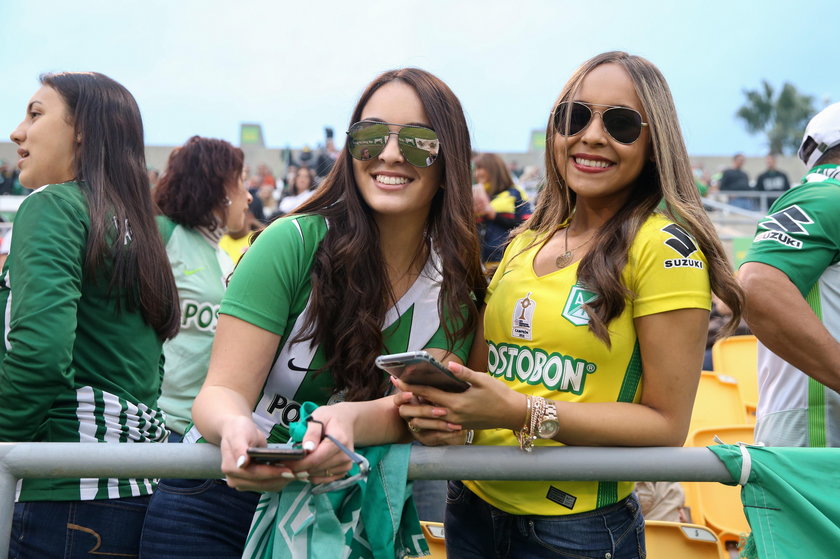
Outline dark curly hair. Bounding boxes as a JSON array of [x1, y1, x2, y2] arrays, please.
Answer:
[[154, 136, 244, 230]]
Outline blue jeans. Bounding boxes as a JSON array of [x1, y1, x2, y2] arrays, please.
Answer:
[[139, 477, 260, 558], [445, 481, 645, 559], [10, 496, 151, 559]]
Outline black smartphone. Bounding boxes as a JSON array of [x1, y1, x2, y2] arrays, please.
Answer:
[[375, 350, 470, 393], [246, 444, 307, 465]]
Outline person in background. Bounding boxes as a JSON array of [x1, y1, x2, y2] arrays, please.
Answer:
[[754, 153, 791, 211], [0, 160, 15, 194], [140, 136, 253, 555], [315, 129, 340, 180], [277, 165, 316, 216], [396, 51, 743, 559], [151, 136, 252, 439], [3, 71, 179, 558], [739, 102, 840, 448], [148, 167, 161, 190], [219, 197, 263, 263], [256, 163, 276, 188], [719, 153, 754, 210], [473, 152, 532, 267]]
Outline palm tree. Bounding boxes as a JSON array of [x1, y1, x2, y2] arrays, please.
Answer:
[[736, 81, 815, 155]]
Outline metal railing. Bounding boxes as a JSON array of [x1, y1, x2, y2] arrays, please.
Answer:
[[0, 442, 735, 556]]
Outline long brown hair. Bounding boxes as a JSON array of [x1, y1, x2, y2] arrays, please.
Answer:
[[474, 152, 515, 197], [257, 68, 485, 401], [42, 72, 180, 340], [523, 51, 743, 345]]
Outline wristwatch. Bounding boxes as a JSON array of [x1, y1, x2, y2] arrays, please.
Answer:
[[536, 397, 560, 439]]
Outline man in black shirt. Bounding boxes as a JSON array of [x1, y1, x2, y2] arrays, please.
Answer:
[[754, 154, 791, 210], [719, 153, 754, 210]]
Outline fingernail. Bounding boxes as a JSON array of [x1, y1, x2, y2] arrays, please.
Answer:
[[302, 441, 315, 451], [236, 455, 247, 469], [281, 472, 295, 479], [296, 471, 310, 480]]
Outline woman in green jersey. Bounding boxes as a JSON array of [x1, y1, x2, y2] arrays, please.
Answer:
[[153, 136, 252, 439], [395, 51, 744, 558], [4, 72, 179, 558], [144, 68, 485, 558]]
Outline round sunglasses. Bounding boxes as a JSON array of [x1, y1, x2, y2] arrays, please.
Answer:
[[347, 121, 440, 168], [553, 101, 648, 144]]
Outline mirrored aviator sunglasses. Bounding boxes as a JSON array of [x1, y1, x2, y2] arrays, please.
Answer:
[[347, 121, 440, 168], [553, 101, 648, 144]]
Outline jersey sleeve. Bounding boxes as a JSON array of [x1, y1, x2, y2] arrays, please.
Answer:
[[741, 185, 840, 296], [628, 219, 712, 318], [0, 189, 87, 440], [220, 215, 322, 335]]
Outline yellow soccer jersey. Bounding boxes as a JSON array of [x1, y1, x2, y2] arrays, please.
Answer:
[[466, 213, 711, 516]]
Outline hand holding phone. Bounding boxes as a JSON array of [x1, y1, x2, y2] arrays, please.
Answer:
[[246, 443, 307, 465], [375, 351, 470, 393]]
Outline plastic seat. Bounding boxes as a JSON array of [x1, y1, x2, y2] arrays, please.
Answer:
[[688, 372, 747, 436], [415, 521, 447, 558], [683, 425, 754, 548], [712, 335, 758, 416], [645, 520, 727, 558]]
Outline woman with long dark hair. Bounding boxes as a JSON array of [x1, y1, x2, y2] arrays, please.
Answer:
[[396, 51, 744, 558], [141, 68, 485, 558], [3, 71, 179, 558]]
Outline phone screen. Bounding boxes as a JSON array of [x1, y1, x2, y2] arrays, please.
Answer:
[[246, 444, 307, 465], [375, 351, 470, 393]]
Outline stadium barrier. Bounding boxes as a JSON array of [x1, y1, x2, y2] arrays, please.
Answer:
[[0, 443, 734, 556]]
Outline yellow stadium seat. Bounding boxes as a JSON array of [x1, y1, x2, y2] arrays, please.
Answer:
[[645, 520, 727, 559], [683, 426, 754, 548], [416, 521, 447, 558], [688, 373, 747, 436], [712, 335, 759, 416]]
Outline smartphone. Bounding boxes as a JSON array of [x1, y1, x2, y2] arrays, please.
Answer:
[[246, 443, 307, 465], [375, 350, 470, 393]]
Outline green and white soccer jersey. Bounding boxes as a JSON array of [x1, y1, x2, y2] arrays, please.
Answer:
[[743, 164, 840, 447], [157, 218, 233, 435], [467, 214, 711, 516], [0, 182, 167, 501], [185, 214, 470, 445]]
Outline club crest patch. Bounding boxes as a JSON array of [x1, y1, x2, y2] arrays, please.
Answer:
[[512, 292, 536, 340], [562, 285, 596, 326]]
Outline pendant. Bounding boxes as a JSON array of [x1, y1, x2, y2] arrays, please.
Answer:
[[555, 251, 573, 268]]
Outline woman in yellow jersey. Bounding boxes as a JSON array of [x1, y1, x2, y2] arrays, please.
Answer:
[[394, 51, 744, 558]]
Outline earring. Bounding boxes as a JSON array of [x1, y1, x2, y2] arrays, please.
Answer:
[[224, 197, 232, 207]]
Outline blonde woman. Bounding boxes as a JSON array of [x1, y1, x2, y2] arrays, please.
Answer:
[[396, 51, 743, 558]]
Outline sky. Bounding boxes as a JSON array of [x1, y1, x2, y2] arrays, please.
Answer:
[[1, 0, 835, 157]]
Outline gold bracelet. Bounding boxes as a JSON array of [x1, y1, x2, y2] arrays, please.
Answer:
[[515, 395, 533, 451], [524, 396, 544, 452]]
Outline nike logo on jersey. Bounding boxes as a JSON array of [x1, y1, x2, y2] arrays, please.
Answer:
[[287, 358, 315, 373], [184, 267, 205, 276]]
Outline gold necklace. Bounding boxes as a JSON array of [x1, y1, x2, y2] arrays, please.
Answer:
[[555, 225, 597, 268]]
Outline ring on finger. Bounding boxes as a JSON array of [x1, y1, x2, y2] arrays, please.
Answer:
[[409, 421, 422, 433]]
